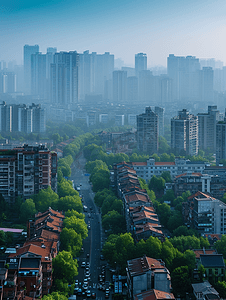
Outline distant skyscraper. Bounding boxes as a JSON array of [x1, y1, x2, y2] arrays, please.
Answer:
[[199, 67, 214, 102], [31, 52, 47, 98], [127, 76, 138, 104], [216, 112, 226, 165], [0, 72, 16, 93], [154, 107, 164, 137], [171, 109, 198, 156], [0, 101, 45, 133], [50, 51, 79, 105], [24, 44, 39, 94], [167, 54, 200, 102], [198, 106, 220, 153], [113, 70, 127, 104], [137, 107, 158, 155], [138, 70, 154, 105], [135, 53, 147, 77]]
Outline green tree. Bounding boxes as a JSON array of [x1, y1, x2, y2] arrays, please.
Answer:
[[52, 250, 78, 282], [42, 292, 68, 300], [156, 203, 171, 227], [20, 198, 36, 222], [158, 137, 170, 154], [161, 171, 172, 183], [57, 179, 78, 198], [214, 281, 226, 298], [102, 210, 126, 235], [167, 211, 183, 232], [60, 227, 83, 256], [63, 216, 88, 239], [57, 195, 83, 213], [0, 231, 5, 246], [91, 169, 110, 192], [145, 236, 162, 259], [160, 153, 170, 162], [171, 266, 191, 297], [33, 187, 59, 212], [149, 176, 165, 197], [215, 235, 226, 258]]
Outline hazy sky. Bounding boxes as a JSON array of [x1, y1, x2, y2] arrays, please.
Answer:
[[1, 0, 226, 67]]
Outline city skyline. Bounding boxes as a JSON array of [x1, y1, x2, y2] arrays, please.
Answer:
[[1, 0, 226, 66]]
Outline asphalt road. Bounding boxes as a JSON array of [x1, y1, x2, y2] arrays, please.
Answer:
[[70, 153, 110, 300]]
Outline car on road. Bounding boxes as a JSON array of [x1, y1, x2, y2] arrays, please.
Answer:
[[77, 289, 82, 296], [100, 254, 104, 260], [91, 292, 96, 299], [86, 253, 90, 258], [88, 224, 91, 230], [105, 292, 109, 299], [81, 261, 86, 268]]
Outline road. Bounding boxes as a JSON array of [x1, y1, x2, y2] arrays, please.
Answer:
[[70, 153, 109, 300]]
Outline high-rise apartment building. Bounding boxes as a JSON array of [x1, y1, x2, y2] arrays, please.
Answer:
[[199, 67, 214, 102], [79, 51, 114, 101], [31, 52, 47, 99], [0, 101, 45, 133], [24, 44, 39, 94], [171, 109, 198, 156], [135, 53, 147, 77], [138, 70, 155, 104], [113, 70, 127, 103], [137, 107, 158, 155], [198, 106, 220, 153], [50, 51, 79, 105], [167, 54, 200, 102], [0, 72, 16, 93], [127, 76, 138, 104], [0, 145, 57, 204], [216, 113, 226, 165], [154, 106, 164, 137]]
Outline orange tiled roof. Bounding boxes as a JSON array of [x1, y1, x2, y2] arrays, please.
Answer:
[[193, 249, 218, 258], [128, 256, 165, 276], [39, 229, 60, 241], [131, 162, 147, 166], [135, 223, 163, 235], [134, 289, 175, 300], [155, 162, 175, 166], [188, 191, 214, 200], [125, 193, 149, 204], [175, 172, 203, 178], [9, 244, 51, 261]]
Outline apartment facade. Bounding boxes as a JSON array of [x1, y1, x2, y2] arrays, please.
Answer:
[[127, 256, 171, 299], [171, 109, 198, 156], [0, 145, 57, 204], [128, 157, 206, 182], [137, 107, 158, 155], [183, 191, 226, 234], [0, 101, 46, 133]]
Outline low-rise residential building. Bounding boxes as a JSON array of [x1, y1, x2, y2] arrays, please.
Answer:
[[113, 162, 164, 240], [198, 255, 225, 284], [192, 281, 219, 300], [2, 208, 64, 298], [128, 158, 206, 182], [134, 289, 175, 300], [183, 191, 226, 234], [173, 173, 226, 199], [127, 256, 171, 299]]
